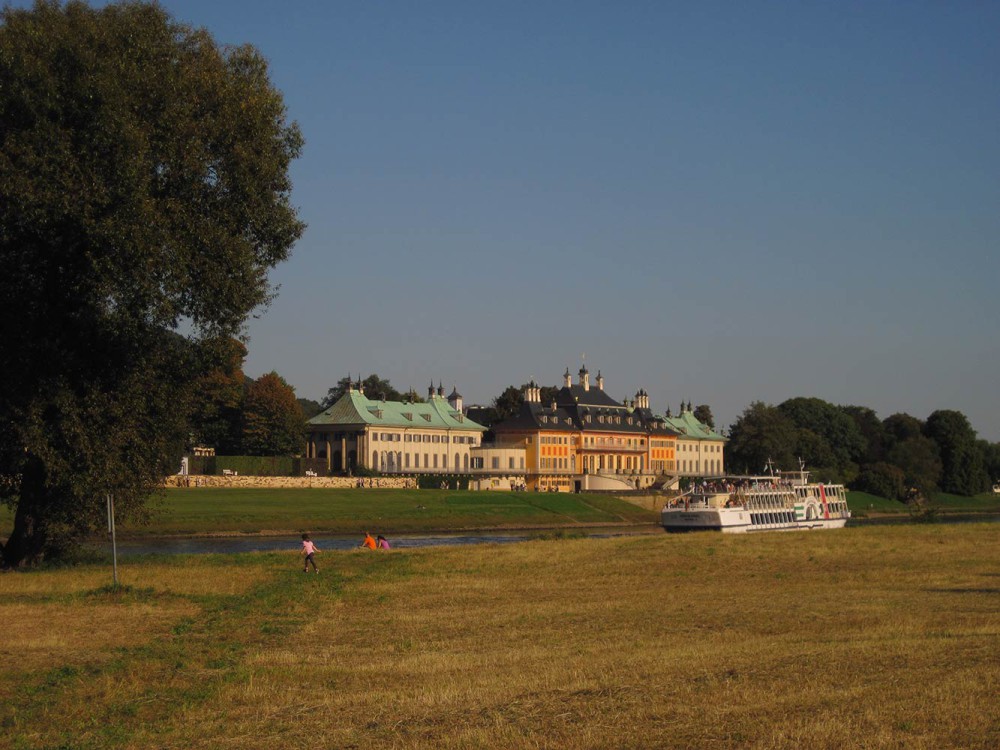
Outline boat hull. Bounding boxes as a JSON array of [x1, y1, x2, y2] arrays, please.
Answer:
[[661, 507, 849, 534]]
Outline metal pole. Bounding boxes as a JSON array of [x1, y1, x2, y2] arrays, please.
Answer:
[[107, 493, 118, 587]]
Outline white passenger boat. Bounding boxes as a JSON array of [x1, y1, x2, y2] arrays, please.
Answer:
[[661, 465, 850, 534]]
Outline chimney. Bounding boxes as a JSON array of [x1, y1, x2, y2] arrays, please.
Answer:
[[596, 370, 604, 391], [524, 382, 538, 403], [564, 368, 572, 387], [579, 365, 589, 392]]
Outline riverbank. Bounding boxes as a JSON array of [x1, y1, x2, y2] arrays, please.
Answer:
[[3, 486, 996, 542], [4, 523, 998, 748]]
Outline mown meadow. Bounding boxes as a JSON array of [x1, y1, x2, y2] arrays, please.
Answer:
[[2, 523, 998, 749]]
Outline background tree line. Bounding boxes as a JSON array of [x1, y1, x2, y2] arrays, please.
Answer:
[[726, 398, 1000, 499], [188, 367, 433, 458]]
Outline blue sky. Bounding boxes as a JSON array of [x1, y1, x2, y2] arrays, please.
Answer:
[[13, 1, 1000, 440]]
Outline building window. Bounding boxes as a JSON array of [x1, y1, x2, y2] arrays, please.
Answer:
[[492, 457, 500, 469]]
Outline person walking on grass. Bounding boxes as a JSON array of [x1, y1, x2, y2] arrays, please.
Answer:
[[301, 533, 320, 573]]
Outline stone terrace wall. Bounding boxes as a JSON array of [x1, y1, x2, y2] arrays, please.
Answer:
[[163, 475, 417, 490]]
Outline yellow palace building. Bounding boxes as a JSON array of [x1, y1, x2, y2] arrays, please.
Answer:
[[493, 366, 690, 492]]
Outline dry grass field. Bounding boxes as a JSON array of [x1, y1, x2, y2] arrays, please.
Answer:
[[2, 524, 998, 749]]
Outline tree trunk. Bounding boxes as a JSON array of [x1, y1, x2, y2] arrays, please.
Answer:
[[2, 497, 47, 568], [2, 458, 50, 568]]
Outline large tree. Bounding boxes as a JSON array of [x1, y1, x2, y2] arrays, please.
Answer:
[[0, 1, 304, 566], [693, 404, 715, 430], [188, 338, 248, 454], [493, 386, 526, 424], [841, 405, 887, 464], [924, 410, 990, 495], [242, 373, 305, 457], [778, 397, 866, 482], [887, 434, 942, 498], [725, 402, 798, 475]]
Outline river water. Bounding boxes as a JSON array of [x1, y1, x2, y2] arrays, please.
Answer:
[[102, 514, 999, 557], [108, 528, 652, 556]]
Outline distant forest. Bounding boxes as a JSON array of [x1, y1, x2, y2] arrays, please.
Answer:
[[725, 398, 1000, 499]]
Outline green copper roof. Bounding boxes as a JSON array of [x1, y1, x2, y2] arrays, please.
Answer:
[[308, 390, 486, 431], [661, 411, 727, 441]]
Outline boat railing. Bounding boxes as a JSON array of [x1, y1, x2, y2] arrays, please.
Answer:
[[663, 488, 745, 511]]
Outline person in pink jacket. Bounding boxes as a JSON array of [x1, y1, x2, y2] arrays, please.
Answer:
[[301, 533, 319, 573]]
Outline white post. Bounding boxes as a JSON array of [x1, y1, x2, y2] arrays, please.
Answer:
[[107, 493, 118, 587]]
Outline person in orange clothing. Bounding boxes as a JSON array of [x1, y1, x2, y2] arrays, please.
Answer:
[[360, 531, 377, 550]]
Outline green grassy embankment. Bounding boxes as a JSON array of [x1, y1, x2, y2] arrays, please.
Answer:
[[848, 490, 1000, 517], [122, 487, 658, 536]]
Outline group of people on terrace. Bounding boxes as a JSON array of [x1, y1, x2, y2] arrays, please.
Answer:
[[691, 478, 793, 494]]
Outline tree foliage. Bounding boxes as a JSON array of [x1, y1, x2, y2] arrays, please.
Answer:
[[693, 404, 715, 429], [188, 338, 248, 454], [493, 386, 526, 424], [321, 374, 416, 408], [882, 413, 925, 446], [924, 410, 990, 495], [0, 1, 303, 566], [777, 397, 866, 481], [725, 402, 798, 475], [853, 462, 907, 502], [886, 435, 942, 498], [242, 373, 305, 457], [296, 398, 323, 420], [841, 405, 886, 464]]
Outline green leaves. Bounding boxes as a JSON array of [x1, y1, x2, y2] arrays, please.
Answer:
[[1, 2, 303, 566]]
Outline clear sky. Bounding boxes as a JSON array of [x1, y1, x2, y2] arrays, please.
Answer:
[[12, 1, 1000, 439]]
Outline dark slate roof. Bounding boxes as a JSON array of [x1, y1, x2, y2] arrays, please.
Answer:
[[556, 384, 620, 409], [493, 385, 679, 437], [631, 407, 681, 436], [493, 401, 578, 433]]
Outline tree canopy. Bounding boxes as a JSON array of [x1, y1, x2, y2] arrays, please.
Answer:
[[320, 374, 419, 409], [242, 373, 305, 457], [924, 410, 990, 495], [692, 404, 715, 429], [0, 1, 304, 566]]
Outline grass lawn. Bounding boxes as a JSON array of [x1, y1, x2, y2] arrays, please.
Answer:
[[848, 490, 1000, 516], [2, 523, 998, 749], [122, 488, 659, 536]]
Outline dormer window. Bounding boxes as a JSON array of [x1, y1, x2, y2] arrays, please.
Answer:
[[422, 414, 432, 422]]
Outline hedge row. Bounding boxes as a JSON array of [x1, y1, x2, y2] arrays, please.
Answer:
[[187, 456, 328, 477]]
